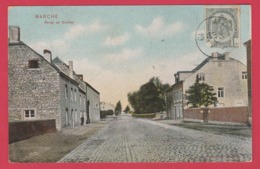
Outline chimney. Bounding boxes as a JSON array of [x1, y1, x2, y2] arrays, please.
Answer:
[[174, 73, 179, 83], [43, 49, 52, 63], [69, 61, 73, 78], [212, 52, 219, 60], [224, 52, 230, 60], [9, 26, 20, 43]]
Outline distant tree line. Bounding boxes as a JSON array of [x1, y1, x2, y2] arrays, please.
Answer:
[[127, 77, 170, 114]]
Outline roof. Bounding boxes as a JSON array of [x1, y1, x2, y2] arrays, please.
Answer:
[[53, 57, 99, 95], [85, 82, 100, 94], [166, 81, 183, 92], [243, 39, 251, 46], [176, 71, 193, 74], [173, 52, 246, 84], [192, 58, 210, 72], [9, 41, 79, 85], [52, 57, 69, 69]]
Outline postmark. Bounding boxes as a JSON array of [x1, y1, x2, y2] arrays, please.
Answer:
[[205, 6, 240, 48]]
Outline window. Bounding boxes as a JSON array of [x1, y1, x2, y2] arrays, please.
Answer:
[[242, 72, 247, 79], [179, 90, 182, 100], [75, 110, 77, 123], [65, 108, 69, 126], [79, 95, 81, 105], [218, 87, 224, 98], [24, 109, 36, 119], [71, 88, 73, 101], [65, 85, 68, 100], [28, 60, 39, 68], [197, 73, 205, 81], [74, 89, 77, 101]]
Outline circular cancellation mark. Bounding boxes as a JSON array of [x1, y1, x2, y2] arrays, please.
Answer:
[[195, 6, 241, 57]]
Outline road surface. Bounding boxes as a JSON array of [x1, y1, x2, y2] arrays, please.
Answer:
[[59, 115, 251, 162]]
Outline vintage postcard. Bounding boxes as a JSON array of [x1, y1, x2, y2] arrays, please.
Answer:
[[5, 4, 254, 166]]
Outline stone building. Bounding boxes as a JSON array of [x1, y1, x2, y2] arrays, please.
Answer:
[[244, 40, 252, 123], [166, 81, 183, 120], [86, 83, 100, 122], [8, 25, 100, 130], [166, 52, 248, 120]]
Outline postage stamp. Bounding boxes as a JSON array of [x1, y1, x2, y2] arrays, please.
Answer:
[[205, 6, 240, 48]]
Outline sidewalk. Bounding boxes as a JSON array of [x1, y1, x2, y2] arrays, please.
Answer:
[[152, 118, 252, 138], [9, 120, 109, 162]]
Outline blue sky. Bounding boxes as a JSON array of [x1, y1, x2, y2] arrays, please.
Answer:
[[8, 5, 251, 108]]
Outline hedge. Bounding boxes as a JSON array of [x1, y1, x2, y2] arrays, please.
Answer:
[[132, 113, 156, 118]]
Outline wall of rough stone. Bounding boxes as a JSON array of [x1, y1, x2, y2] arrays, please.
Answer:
[[8, 44, 61, 126], [9, 119, 56, 143]]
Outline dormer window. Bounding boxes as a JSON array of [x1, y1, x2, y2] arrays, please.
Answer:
[[28, 60, 39, 68]]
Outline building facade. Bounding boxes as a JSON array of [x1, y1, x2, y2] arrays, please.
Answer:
[[244, 40, 252, 123], [86, 83, 100, 122], [8, 25, 100, 130], [167, 52, 248, 120]]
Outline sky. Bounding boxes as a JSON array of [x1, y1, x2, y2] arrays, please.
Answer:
[[8, 5, 251, 108]]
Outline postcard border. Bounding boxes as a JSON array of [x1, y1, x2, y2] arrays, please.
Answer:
[[1, 0, 259, 169]]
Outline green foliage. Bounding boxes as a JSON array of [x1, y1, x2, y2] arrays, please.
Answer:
[[100, 109, 114, 116], [124, 105, 130, 113], [132, 113, 156, 118], [127, 77, 170, 114], [115, 101, 122, 116], [186, 76, 218, 108]]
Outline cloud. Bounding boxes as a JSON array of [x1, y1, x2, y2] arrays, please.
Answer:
[[103, 48, 144, 62], [135, 17, 186, 38], [65, 20, 109, 40], [29, 40, 69, 55], [103, 33, 130, 47], [29, 19, 110, 56]]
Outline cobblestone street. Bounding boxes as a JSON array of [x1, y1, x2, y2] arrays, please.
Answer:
[[59, 115, 252, 162]]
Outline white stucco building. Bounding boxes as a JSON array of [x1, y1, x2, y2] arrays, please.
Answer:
[[166, 52, 248, 119]]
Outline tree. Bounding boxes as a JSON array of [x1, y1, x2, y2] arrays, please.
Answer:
[[124, 105, 130, 113], [186, 76, 217, 108], [127, 77, 170, 114], [115, 101, 122, 116]]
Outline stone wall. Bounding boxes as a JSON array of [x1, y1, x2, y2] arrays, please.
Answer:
[[184, 107, 249, 124], [8, 44, 61, 124], [9, 119, 56, 143]]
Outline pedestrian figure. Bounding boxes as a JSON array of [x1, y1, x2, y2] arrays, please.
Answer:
[[81, 115, 84, 126]]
